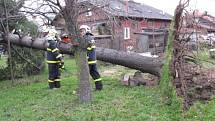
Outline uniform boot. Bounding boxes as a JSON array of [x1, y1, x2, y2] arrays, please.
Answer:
[[49, 82, 55, 89], [55, 81, 61, 88], [95, 81, 103, 90]]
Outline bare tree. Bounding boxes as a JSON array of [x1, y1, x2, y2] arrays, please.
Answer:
[[20, 0, 112, 103], [170, 0, 201, 109], [1, 0, 162, 103], [0, 0, 26, 82]]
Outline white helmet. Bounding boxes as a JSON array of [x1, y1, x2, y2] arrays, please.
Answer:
[[89, 39, 95, 44], [45, 26, 58, 41], [79, 25, 91, 33]]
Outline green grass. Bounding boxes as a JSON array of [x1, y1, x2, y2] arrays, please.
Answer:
[[0, 58, 215, 121], [159, 19, 182, 109], [184, 97, 215, 121], [194, 49, 215, 69], [0, 55, 7, 67]]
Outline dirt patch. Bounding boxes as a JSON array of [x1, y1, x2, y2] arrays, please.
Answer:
[[102, 70, 118, 77], [120, 71, 159, 87], [174, 64, 215, 108], [102, 64, 215, 108], [101, 65, 136, 77], [143, 73, 159, 86], [187, 68, 215, 104]]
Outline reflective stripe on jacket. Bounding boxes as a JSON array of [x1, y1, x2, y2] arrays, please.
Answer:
[[84, 33, 97, 65], [46, 40, 62, 64]]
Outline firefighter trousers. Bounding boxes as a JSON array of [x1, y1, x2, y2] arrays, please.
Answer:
[[89, 64, 103, 90], [48, 63, 61, 89]]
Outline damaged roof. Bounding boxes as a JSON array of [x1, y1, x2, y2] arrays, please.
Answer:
[[78, 0, 172, 20]]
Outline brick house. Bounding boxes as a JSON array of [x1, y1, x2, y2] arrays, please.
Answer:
[[181, 10, 215, 48], [52, 0, 172, 53], [183, 10, 215, 34]]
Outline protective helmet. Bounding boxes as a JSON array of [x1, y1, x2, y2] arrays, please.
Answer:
[[79, 25, 91, 33], [61, 33, 69, 39], [45, 26, 58, 41], [61, 33, 71, 43]]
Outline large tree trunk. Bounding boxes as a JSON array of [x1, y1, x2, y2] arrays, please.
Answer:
[[96, 48, 162, 76], [6, 33, 162, 76], [63, 0, 92, 103]]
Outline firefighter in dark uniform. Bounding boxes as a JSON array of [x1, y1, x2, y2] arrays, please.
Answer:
[[80, 25, 103, 90], [45, 26, 64, 89]]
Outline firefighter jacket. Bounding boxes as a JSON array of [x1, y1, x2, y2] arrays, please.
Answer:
[[84, 33, 97, 65], [46, 40, 62, 64]]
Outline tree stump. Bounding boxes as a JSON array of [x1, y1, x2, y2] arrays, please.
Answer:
[[209, 49, 215, 59]]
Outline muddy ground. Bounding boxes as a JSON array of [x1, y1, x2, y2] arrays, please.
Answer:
[[176, 65, 215, 107], [101, 64, 215, 108]]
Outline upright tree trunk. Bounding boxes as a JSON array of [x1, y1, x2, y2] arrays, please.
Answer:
[[3, 0, 14, 83], [171, 1, 191, 109], [63, 0, 91, 103]]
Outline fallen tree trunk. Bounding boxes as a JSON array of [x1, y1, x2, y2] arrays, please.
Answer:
[[5, 33, 162, 76], [96, 48, 162, 76]]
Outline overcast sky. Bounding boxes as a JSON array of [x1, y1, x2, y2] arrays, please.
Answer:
[[134, 0, 215, 16], [26, 0, 215, 26]]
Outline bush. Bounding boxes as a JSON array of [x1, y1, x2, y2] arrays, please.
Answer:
[[4, 46, 45, 79]]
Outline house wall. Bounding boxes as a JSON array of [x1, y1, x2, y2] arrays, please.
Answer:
[[116, 18, 170, 52], [135, 33, 167, 54], [148, 34, 166, 54], [136, 34, 149, 52], [94, 36, 112, 49], [52, 6, 171, 53], [140, 19, 170, 29], [77, 7, 109, 26]]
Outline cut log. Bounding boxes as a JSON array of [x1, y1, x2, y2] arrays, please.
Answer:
[[5, 33, 162, 76]]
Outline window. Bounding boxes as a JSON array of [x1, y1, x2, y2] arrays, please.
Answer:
[[86, 8, 92, 16], [91, 23, 111, 35], [148, 21, 153, 28], [149, 44, 154, 48], [124, 27, 130, 39]]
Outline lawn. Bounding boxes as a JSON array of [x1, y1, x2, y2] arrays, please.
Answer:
[[0, 58, 214, 121], [0, 55, 7, 67]]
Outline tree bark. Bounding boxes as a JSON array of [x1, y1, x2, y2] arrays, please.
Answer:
[[63, 0, 92, 103], [6, 33, 162, 76], [96, 48, 162, 76]]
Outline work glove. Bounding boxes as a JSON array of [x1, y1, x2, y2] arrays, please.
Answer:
[[59, 61, 65, 70]]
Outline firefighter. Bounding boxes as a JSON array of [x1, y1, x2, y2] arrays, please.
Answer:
[[79, 25, 103, 90], [61, 33, 71, 44], [45, 26, 64, 89]]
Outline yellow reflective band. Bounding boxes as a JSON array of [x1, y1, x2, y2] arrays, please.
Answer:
[[46, 60, 61, 63], [94, 78, 102, 82], [48, 80, 54, 82], [56, 54, 62, 59], [87, 45, 96, 50], [87, 47, 93, 50], [91, 45, 96, 48], [47, 48, 52, 51], [88, 60, 97, 64], [52, 48, 59, 52], [55, 79, 61, 82]]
